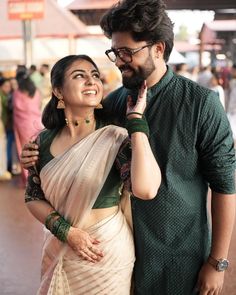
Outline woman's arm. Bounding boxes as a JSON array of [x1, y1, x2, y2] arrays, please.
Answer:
[[130, 132, 161, 199], [25, 167, 103, 263], [125, 80, 161, 200]]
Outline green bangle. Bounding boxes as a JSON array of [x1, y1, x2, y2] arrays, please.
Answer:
[[45, 211, 60, 230], [126, 111, 143, 118], [126, 117, 149, 137], [56, 221, 71, 242], [51, 216, 71, 243]]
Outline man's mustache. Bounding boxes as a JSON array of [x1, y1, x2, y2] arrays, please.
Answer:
[[119, 65, 135, 73]]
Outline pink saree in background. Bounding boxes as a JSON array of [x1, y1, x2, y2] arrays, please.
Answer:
[[38, 125, 135, 295], [13, 89, 43, 182]]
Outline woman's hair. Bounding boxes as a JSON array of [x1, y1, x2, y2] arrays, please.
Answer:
[[100, 0, 174, 62], [42, 55, 106, 130], [18, 76, 36, 97]]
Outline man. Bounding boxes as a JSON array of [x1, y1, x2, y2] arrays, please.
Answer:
[[21, 0, 235, 294], [227, 64, 236, 141], [39, 64, 51, 111], [100, 1, 235, 294]]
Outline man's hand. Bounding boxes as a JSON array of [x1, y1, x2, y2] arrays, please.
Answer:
[[196, 262, 225, 295], [20, 142, 39, 168]]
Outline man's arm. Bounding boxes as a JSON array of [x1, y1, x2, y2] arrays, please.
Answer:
[[211, 192, 235, 261], [197, 192, 235, 295]]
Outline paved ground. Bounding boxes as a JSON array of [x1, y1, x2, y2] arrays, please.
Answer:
[[0, 177, 235, 295]]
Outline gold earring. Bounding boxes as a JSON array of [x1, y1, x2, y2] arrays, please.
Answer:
[[57, 97, 65, 109], [95, 103, 103, 109]]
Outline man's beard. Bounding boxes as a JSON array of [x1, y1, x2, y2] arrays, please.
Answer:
[[120, 55, 155, 89]]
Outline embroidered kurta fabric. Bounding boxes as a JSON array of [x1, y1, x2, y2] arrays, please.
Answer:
[[103, 67, 235, 295]]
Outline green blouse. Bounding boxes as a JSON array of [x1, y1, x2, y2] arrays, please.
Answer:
[[25, 120, 131, 209]]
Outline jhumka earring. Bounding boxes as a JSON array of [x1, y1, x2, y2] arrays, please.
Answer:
[[95, 103, 103, 109], [57, 97, 65, 109]]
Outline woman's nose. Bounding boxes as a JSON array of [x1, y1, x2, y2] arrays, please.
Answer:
[[86, 76, 95, 85]]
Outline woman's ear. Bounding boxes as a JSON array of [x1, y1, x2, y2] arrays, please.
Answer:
[[53, 88, 62, 99]]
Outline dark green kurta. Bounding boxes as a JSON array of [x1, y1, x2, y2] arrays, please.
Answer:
[[103, 67, 235, 295]]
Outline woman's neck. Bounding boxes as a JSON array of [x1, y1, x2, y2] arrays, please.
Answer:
[[63, 116, 96, 140]]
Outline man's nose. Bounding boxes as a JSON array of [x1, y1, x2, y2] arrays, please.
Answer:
[[115, 55, 126, 68]]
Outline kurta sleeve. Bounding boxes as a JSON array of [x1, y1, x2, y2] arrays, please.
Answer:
[[115, 137, 132, 192], [197, 91, 235, 194], [25, 134, 46, 203]]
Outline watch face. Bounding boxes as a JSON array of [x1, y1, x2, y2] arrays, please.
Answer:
[[217, 259, 229, 271]]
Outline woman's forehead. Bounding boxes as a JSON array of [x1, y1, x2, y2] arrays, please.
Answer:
[[67, 59, 97, 72]]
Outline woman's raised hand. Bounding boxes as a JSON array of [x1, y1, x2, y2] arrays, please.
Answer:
[[67, 227, 104, 263], [126, 80, 147, 119]]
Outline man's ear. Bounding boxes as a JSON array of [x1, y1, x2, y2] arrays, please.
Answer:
[[153, 42, 165, 58]]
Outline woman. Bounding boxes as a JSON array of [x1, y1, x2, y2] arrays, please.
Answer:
[[13, 76, 43, 184], [0, 78, 12, 180], [24, 55, 161, 294], [209, 73, 225, 109]]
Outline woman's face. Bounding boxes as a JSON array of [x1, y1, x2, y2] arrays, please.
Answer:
[[60, 59, 103, 109]]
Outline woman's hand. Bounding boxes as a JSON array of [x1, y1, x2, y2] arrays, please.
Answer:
[[67, 227, 104, 263], [20, 142, 39, 168], [126, 80, 147, 119]]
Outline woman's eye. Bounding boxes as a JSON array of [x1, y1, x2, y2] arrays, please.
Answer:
[[93, 74, 100, 79], [74, 74, 83, 78]]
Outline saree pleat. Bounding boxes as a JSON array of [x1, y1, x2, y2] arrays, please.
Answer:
[[37, 125, 135, 295]]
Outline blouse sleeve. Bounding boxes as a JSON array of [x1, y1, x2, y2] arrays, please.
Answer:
[[25, 135, 47, 203], [115, 137, 132, 192]]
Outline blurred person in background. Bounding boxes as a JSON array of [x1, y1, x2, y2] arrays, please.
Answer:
[[16, 65, 27, 82], [197, 65, 213, 88], [39, 63, 51, 111], [8, 77, 21, 175], [29, 64, 42, 89], [227, 64, 236, 141], [175, 63, 192, 79], [209, 73, 225, 109], [0, 77, 12, 180], [13, 75, 43, 185]]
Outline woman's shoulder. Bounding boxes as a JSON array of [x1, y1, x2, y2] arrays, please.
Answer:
[[37, 128, 58, 146]]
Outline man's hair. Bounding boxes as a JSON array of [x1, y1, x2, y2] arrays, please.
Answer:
[[100, 0, 174, 62]]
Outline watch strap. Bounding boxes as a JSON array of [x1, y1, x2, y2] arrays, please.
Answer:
[[207, 255, 218, 268]]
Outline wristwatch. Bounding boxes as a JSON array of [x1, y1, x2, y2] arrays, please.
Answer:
[[207, 255, 229, 272]]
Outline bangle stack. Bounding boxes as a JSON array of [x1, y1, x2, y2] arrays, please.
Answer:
[[126, 115, 150, 138], [126, 111, 143, 118], [45, 211, 71, 242]]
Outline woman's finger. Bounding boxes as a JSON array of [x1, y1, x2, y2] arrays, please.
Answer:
[[89, 245, 103, 257], [138, 80, 147, 98], [80, 250, 96, 263]]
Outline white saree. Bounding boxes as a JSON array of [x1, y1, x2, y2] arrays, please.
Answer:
[[38, 125, 135, 295]]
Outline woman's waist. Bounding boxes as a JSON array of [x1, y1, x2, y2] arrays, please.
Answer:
[[82, 205, 119, 229]]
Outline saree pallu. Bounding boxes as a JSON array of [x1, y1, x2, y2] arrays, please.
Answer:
[[38, 125, 134, 295]]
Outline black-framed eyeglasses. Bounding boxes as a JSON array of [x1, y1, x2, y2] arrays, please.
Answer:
[[105, 43, 153, 63]]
